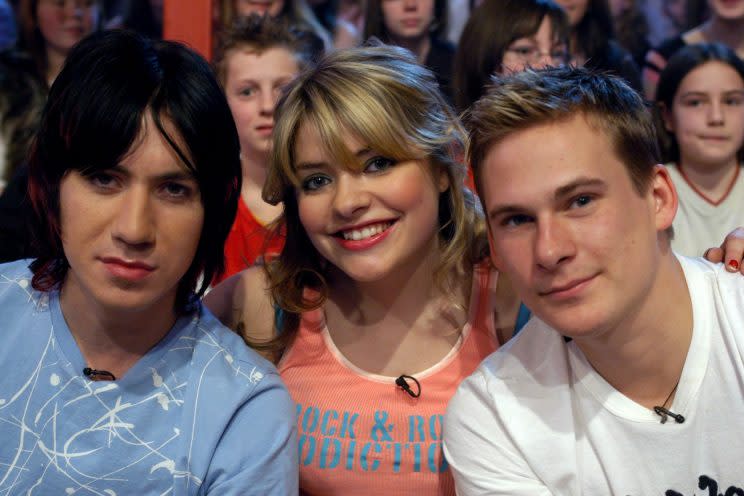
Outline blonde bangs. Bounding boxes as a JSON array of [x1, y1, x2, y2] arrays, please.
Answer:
[[257, 44, 488, 359], [315, 103, 424, 171]]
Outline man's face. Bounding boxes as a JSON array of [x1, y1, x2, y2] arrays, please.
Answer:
[[59, 114, 204, 317], [480, 114, 676, 340]]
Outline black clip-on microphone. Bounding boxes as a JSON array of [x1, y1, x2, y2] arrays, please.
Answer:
[[395, 375, 421, 398], [83, 367, 116, 381], [653, 406, 685, 424]]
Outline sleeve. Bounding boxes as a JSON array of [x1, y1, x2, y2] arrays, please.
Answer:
[[204, 372, 299, 495], [443, 371, 552, 496]]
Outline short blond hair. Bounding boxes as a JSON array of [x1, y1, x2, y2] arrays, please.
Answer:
[[467, 66, 660, 202]]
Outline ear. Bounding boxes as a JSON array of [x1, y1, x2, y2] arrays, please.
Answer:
[[438, 166, 450, 193], [659, 102, 675, 133], [649, 164, 678, 232]]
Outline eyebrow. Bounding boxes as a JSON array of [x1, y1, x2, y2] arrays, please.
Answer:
[[295, 147, 372, 171], [487, 177, 607, 220], [553, 177, 607, 199]]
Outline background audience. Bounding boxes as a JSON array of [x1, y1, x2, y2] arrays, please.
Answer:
[[644, 0, 744, 99], [453, 0, 569, 112], [655, 42, 744, 257], [553, 0, 641, 90], [364, 0, 455, 101], [212, 14, 323, 283], [218, 0, 333, 49]]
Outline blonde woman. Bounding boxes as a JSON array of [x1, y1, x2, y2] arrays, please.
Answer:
[[206, 44, 524, 494]]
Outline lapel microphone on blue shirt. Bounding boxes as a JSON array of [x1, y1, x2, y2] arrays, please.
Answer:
[[83, 367, 116, 381], [395, 375, 421, 398]]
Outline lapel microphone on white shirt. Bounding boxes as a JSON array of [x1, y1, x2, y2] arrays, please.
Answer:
[[395, 375, 421, 398], [653, 406, 685, 424], [83, 367, 116, 381]]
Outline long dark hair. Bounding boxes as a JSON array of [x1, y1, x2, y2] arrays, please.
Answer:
[[27, 30, 241, 311], [573, 0, 615, 62]]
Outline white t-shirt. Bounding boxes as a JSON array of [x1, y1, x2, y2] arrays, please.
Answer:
[[668, 163, 744, 257], [443, 256, 744, 495]]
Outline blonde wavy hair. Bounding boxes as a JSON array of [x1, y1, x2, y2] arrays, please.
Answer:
[[257, 43, 488, 357]]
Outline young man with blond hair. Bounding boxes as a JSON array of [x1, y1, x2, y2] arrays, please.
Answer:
[[443, 66, 744, 495]]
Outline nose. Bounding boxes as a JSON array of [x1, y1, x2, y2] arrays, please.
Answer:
[[112, 187, 156, 249], [403, 0, 418, 10], [533, 217, 575, 271], [708, 100, 724, 125], [259, 88, 275, 116], [332, 173, 370, 219], [531, 53, 555, 69]]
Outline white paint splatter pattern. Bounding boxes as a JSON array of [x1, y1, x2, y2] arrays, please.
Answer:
[[0, 270, 268, 495]]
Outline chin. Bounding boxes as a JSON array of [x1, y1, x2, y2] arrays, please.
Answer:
[[333, 262, 393, 284], [98, 286, 175, 314], [535, 306, 609, 339]]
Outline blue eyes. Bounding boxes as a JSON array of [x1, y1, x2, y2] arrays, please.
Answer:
[[364, 157, 395, 172], [301, 175, 331, 191], [499, 195, 595, 228], [299, 156, 397, 192]]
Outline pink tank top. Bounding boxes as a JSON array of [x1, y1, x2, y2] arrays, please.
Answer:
[[278, 264, 500, 495]]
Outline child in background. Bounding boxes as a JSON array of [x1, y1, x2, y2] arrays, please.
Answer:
[[206, 44, 524, 495], [656, 43, 744, 257], [213, 14, 322, 284], [363, 0, 455, 101]]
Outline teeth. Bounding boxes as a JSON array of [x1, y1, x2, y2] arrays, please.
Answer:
[[342, 222, 390, 241]]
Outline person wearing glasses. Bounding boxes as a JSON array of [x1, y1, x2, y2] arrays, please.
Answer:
[[452, 0, 570, 113]]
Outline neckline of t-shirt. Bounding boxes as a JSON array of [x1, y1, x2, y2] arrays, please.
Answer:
[[567, 255, 710, 423], [669, 162, 743, 210], [320, 322, 471, 384], [49, 292, 196, 385], [315, 266, 492, 384]]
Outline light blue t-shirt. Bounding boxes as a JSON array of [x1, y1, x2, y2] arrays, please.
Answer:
[[0, 260, 298, 495]]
